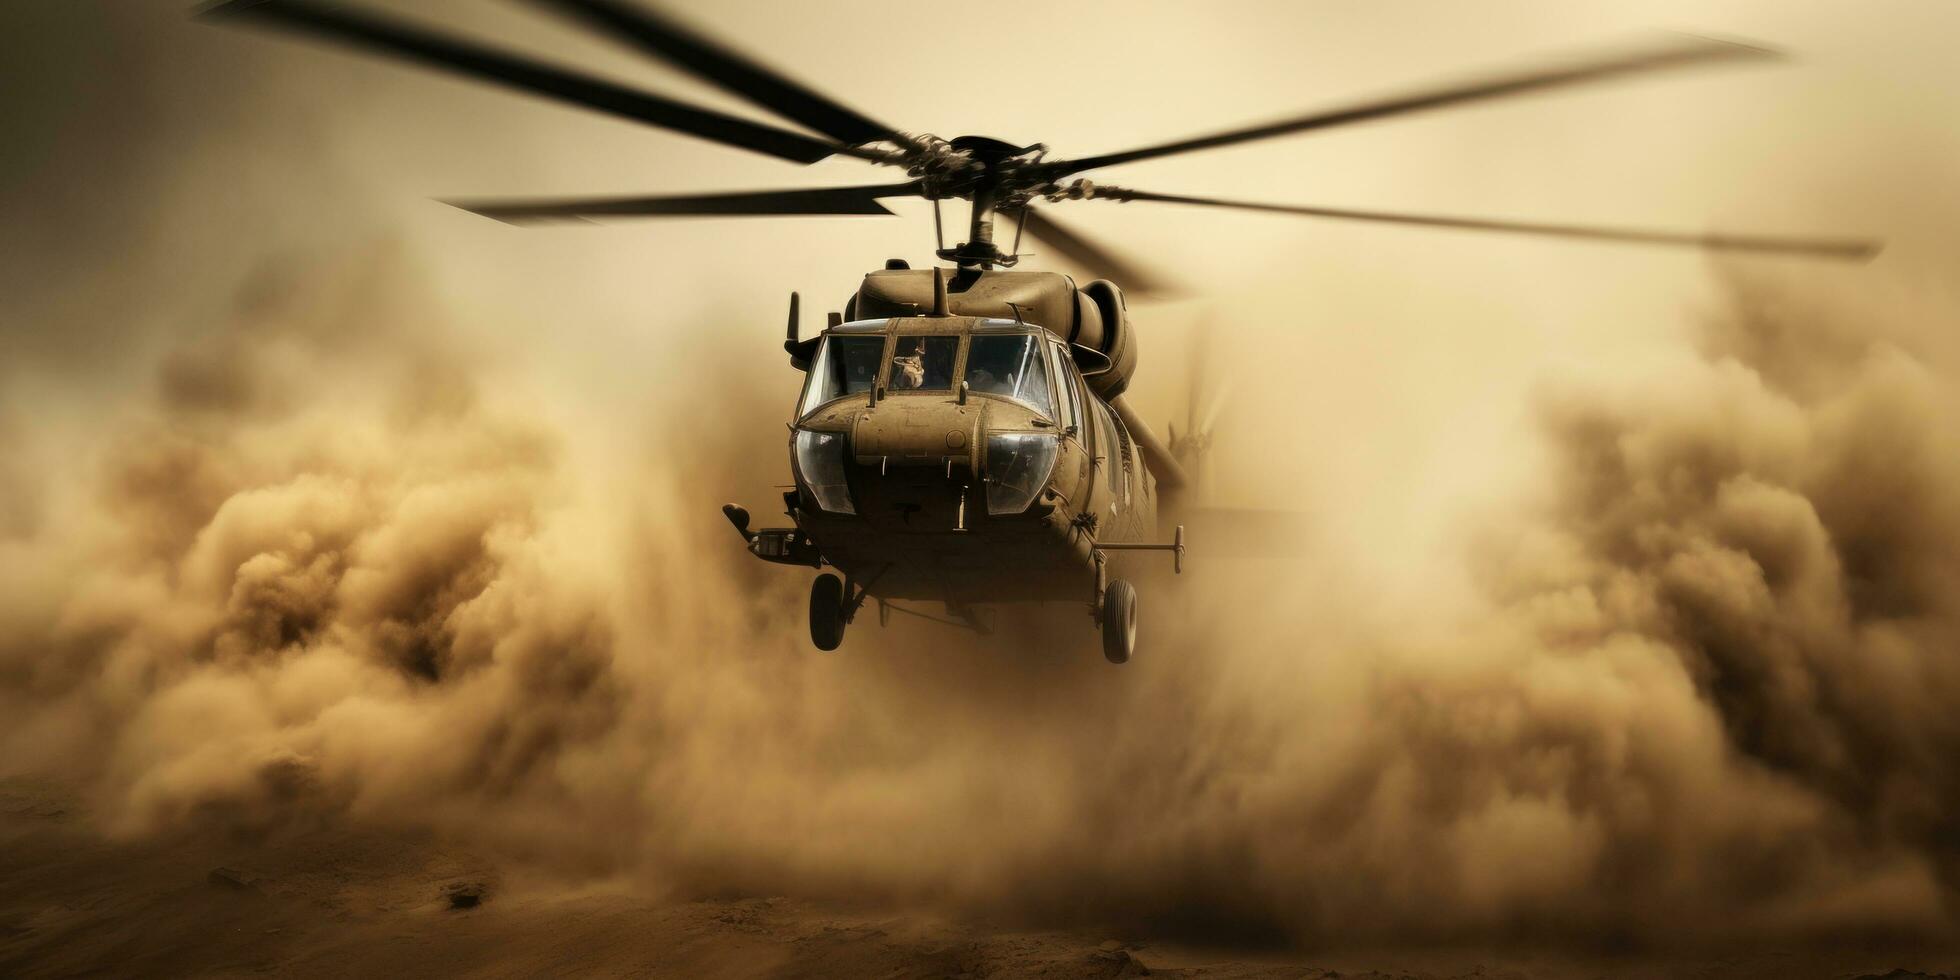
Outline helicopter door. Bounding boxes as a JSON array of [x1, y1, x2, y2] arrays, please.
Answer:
[[1050, 342, 1095, 509]]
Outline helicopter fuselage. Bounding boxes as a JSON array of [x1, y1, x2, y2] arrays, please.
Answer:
[[776, 315, 1155, 604]]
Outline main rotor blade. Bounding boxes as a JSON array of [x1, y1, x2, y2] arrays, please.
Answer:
[[199, 0, 838, 164], [1092, 189, 1882, 259], [446, 182, 922, 224], [1016, 208, 1182, 296], [521, 0, 900, 147], [1048, 35, 1779, 176]]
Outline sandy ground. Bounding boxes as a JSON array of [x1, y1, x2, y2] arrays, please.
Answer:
[[1, 778, 1951, 980]]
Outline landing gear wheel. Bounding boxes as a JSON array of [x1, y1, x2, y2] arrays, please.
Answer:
[[1100, 579, 1137, 664], [809, 573, 846, 651]]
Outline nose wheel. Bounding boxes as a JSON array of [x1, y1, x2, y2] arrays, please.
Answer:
[[809, 573, 846, 650], [809, 570, 881, 650]]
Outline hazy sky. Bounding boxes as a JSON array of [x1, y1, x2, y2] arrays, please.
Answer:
[[7, 1, 1952, 582]]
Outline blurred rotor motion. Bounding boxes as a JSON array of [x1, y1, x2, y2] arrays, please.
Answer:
[[1166, 313, 1313, 562], [201, 0, 1881, 286], [1169, 315, 1229, 486]]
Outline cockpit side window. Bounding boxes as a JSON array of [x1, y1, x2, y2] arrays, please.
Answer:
[[799, 335, 886, 416], [965, 335, 1054, 416], [1064, 350, 1090, 439], [1051, 343, 1080, 435], [889, 336, 958, 391]]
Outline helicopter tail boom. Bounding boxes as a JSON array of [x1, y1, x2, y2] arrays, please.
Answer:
[[1109, 396, 1189, 494]]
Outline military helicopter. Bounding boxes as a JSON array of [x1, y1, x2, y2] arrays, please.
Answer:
[[204, 0, 1879, 663]]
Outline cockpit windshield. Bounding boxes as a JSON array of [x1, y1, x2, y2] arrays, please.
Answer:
[[965, 334, 1054, 416], [799, 335, 885, 416], [889, 336, 958, 391]]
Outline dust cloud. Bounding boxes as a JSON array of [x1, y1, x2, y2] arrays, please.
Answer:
[[4, 0, 1959, 958], [8, 223, 1960, 951]]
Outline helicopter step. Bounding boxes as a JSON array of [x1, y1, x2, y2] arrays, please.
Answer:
[[723, 504, 823, 567]]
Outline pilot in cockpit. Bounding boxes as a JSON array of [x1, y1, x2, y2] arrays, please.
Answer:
[[892, 349, 926, 389]]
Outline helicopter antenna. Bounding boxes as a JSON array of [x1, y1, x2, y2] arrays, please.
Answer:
[[930, 267, 950, 316]]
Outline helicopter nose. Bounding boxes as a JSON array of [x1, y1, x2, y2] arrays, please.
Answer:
[[851, 406, 980, 475], [848, 448, 977, 532], [841, 402, 983, 532]]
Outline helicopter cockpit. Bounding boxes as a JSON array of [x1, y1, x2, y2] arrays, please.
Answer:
[[962, 334, 1056, 415], [796, 318, 1064, 420]]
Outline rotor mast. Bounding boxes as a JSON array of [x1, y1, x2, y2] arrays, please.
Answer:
[[931, 135, 1037, 274], [959, 185, 999, 270]]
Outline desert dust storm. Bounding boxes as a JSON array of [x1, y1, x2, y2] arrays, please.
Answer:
[[4, 0, 1960, 971]]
